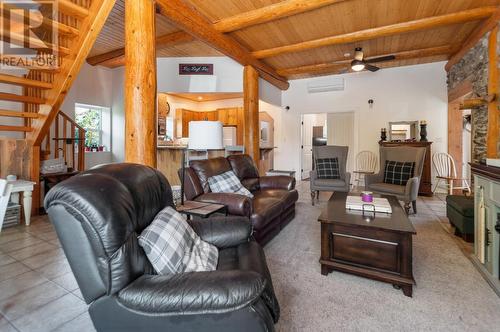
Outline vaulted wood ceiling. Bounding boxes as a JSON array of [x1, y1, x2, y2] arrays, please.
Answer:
[[87, 0, 500, 81]]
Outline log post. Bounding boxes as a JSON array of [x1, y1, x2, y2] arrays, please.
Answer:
[[124, 0, 157, 167], [243, 66, 260, 164], [487, 25, 499, 158]]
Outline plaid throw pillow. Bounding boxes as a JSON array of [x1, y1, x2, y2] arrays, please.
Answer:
[[316, 158, 340, 179], [383, 160, 415, 186], [208, 170, 254, 198], [138, 206, 218, 274]]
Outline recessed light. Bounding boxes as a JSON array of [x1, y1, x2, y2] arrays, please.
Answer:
[[197, 96, 203, 100], [344, 52, 351, 58]]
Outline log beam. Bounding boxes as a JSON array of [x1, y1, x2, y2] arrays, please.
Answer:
[[487, 26, 499, 158], [124, 0, 157, 167], [243, 66, 260, 163], [156, 0, 289, 90], [252, 6, 497, 58], [277, 45, 454, 76], [446, 7, 500, 71], [459, 94, 496, 109], [214, 0, 349, 32], [87, 31, 194, 66]]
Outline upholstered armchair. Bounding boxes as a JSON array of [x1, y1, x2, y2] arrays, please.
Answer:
[[44, 163, 280, 332], [365, 146, 426, 214], [310, 145, 351, 205]]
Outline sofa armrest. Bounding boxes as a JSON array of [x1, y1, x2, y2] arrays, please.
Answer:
[[117, 271, 266, 315], [259, 176, 296, 191], [196, 193, 252, 217], [405, 176, 420, 201], [189, 216, 252, 249]]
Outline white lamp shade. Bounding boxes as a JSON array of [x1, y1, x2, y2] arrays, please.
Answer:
[[188, 121, 223, 150]]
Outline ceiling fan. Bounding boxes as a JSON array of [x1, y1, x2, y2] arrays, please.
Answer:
[[347, 47, 396, 72]]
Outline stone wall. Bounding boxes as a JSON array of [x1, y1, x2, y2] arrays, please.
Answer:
[[447, 35, 489, 162]]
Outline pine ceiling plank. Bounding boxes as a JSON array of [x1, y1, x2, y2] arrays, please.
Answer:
[[251, 6, 497, 58], [156, 0, 289, 90], [213, 0, 350, 32]]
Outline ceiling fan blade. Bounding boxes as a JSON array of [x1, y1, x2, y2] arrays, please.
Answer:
[[365, 55, 396, 63], [338, 68, 350, 74], [365, 64, 380, 72]]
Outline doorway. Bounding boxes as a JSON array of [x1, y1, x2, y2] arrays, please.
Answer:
[[301, 114, 327, 180], [300, 112, 355, 180]]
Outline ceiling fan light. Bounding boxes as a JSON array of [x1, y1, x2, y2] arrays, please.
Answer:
[[351, 60, 365, 72]]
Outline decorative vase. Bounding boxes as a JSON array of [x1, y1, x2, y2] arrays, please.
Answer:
[[380, 128, 387, 142], [420, 121, 428, 142]]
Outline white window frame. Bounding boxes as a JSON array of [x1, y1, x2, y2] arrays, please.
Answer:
[[75, 104, 104, 147]]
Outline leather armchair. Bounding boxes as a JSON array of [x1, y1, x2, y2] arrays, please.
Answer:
[[365, 146, 426, 214], [310, 145, 351, 205], [44, 163, 279, 332]]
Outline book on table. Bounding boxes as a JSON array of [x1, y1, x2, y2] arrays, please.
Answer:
[[345, 195, 393, 214]]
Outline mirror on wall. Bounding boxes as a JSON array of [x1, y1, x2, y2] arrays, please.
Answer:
[[388, 121, 419, 141]]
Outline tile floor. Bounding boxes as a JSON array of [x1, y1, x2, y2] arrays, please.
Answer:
[[0, 216, 94, 332], [0, 185, 480, 331]]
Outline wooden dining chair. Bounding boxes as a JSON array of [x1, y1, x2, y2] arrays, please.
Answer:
[[432, 152, 471, 195], [353, 151, 377, 187]]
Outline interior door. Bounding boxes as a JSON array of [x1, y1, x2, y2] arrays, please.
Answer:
[[327, 112, 355, 173], [301, 115, 315, 180]]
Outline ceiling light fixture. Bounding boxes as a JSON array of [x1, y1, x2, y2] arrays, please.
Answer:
[[351, 59, 365, 72], [197, 96, 203, 100]]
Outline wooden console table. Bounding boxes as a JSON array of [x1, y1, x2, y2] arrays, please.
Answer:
[[379, 141, 433, 196]]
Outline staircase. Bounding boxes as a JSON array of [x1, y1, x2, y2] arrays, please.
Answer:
[[0, 0, 116, 214]]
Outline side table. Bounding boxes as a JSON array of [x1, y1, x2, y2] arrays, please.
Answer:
[[177, 201, 227, 220], [9, 180, 36, 226]]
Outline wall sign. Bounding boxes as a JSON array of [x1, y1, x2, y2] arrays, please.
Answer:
[[179, 64, 214, 75]]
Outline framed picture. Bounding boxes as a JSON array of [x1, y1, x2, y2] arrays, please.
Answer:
[[179, 64, 214, 75]]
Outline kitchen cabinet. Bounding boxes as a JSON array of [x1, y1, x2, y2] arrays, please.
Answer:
[[179, 108, 243, 142]]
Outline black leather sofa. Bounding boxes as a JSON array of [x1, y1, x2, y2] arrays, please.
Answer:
[[44, 163, 280, 332]]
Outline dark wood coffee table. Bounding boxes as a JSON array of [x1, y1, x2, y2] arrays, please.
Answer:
[[318, 192, 417, 297]]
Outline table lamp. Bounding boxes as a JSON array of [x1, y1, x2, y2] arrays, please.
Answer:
[[180, 121, 223, 205]]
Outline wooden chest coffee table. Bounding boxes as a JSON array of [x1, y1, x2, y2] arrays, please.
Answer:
[[318, 192, 417, 297]]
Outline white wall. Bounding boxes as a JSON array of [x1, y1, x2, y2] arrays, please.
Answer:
[[280, 62, 449, 183]]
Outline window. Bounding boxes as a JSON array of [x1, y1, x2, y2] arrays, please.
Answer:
[[75, 104, 110, 150]]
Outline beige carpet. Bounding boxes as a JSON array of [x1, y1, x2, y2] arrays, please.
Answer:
[[265, 183, 500, 332]]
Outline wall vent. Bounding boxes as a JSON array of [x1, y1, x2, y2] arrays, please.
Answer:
[[307, 78, 344, 93]]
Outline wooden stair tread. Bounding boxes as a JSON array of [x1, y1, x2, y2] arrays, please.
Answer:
[[0, 27, 71, 56], [0, 125, 33, 132], [3, 2, 79, 36], [0, 92, 47, 104], [0, 110, 39, 118], [0, 73, 53, 89], [34, 0, 89, 19]]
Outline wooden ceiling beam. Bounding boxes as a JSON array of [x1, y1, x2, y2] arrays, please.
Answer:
[[277, 45, 454, 76], [445, 7, 500, 71], [252, 6, 497, 58], [156, 0, 289, 90], [213, 0, 349, 32], [86, 31, 194, 66]]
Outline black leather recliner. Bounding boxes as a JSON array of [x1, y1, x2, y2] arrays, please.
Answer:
[[44, 163, 280, 332]]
